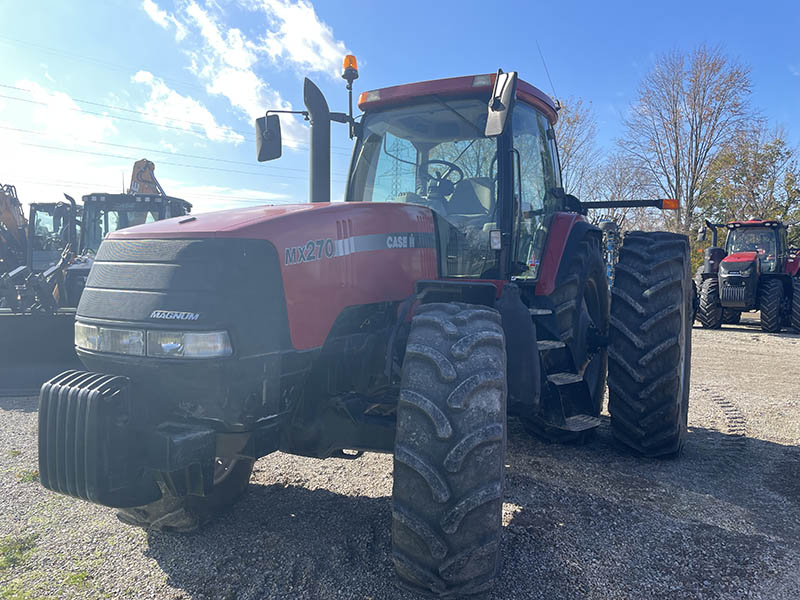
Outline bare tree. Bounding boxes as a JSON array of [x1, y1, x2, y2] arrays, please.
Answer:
[[619, 45, 753, 234], [700, 123, 800, 225], [589, 151, 663, 231], [555, 97, 601, 200]]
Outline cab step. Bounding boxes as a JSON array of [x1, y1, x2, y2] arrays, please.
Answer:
[[537, 340, 566, 351], [547, 372, 583, 385], [528, 308, 553, 316], [563, 414, 602, 432]]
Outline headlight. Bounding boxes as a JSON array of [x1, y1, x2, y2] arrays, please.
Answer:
[[147, 330, 232, 358], [75, 322, 232, 358], [75, 322, 100, 351], [100, 327, 144, 356]]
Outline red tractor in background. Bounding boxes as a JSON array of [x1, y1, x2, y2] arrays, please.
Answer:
[[695, 219, 800, 332], [38, 62, 693, 597]]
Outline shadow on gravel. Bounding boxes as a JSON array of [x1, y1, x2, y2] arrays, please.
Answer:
[[0, 395, 38, 413], [142, 424, 800, 600]]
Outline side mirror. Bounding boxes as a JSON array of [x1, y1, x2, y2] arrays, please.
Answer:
[[256, 114, 282, 162], [697, 227, 706, 242], [485, 70, 517, 137]]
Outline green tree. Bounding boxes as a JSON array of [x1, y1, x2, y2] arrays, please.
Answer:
[[699, 124, 800, 236]]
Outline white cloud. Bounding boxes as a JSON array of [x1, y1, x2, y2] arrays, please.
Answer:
[[15, 79, 117, 144], [142, 0, 187, 41], [255, 0, 349, 77], [155, 178, 292, 212], [790, 64, 800, 77], [180, 1, 305, 147], [131, 70, 245, 144], [142, 0, 168, 27]]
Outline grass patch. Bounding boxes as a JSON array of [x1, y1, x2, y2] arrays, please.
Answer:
[[0, 535, 38, 571], [0, 580, 52, 600], [63, 570, 89, 587], [6, 450, 21, 458], [16, 470, 38, 484]]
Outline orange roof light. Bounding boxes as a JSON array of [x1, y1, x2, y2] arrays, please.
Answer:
[[661, 198, 679, 210], [343, 55, 358, 71]]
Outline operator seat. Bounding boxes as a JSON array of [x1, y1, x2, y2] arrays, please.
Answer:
[[447, 178, 493, 219]]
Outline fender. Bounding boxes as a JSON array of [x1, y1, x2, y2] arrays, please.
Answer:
[[786, 253, 800, 277], [535, 213, 601, 296]]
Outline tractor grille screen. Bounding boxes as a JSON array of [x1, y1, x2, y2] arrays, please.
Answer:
[[78, 238, 291, 356]]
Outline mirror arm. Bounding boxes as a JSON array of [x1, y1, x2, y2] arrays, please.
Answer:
[[267, 109, 309, 121]]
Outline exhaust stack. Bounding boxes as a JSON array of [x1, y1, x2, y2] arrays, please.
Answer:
[[304, 78, 331, 203]]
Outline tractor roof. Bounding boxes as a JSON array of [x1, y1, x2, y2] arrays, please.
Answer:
[[726, 219, 784, 229], [358, 73, 559, 125]]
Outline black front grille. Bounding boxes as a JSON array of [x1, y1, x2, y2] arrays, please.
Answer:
[[78, 238, 291, 356], [721, 286, 747, 303]]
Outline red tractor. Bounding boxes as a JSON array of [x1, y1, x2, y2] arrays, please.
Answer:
[[695, 219, 800, 332], [37, 63, 693, 596]]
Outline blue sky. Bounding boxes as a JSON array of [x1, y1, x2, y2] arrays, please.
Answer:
[[0, 0, 798, 212]]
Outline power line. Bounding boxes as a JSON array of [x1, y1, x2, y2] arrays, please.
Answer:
[[0, 124, 310, 173], [0, 34, 209, 94], [0, 83, 356, 154], [14, 140, 348, 183], [10, 176, 302, 206]]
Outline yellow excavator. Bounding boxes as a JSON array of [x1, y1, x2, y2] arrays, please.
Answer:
[[0, 183, 29, 273]]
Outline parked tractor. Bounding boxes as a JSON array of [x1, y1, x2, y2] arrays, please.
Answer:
[[695, 219, 800, 332], [38, 62, 693, 597], [0, 163, 190, 396]]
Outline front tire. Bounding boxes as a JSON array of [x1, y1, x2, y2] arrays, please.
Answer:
[[393, 303, 506, 597], [722, 309, 741, 325], [792, 278, 800, 333], [760, 278, 784, 333], [608, 232, 692, 458], [117, 458, 254, 532], [697, 278, 723, 329]]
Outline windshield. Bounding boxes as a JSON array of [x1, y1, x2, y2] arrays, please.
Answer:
[[726, 228, 778, 272], [350, 98, 501, 277], [82, 203, 161, 252]]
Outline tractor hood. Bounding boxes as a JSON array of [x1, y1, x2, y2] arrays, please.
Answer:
[[106, 204, 320, 240], [92, 201, 437, 351], [721, 251, 759, 265]]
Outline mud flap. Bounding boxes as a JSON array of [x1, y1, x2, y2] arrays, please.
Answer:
[[0, 309, 82, 397]]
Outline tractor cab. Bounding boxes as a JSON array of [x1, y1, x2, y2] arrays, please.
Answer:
[[724, 220, 786, 273], [60, 192, 192, 307], [26, 200, 79, 272], [348, 74, 561, 282]]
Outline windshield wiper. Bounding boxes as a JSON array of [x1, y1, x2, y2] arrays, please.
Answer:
[[432, 95, 484, 137]]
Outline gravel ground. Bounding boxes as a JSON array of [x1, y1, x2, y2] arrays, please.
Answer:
[[1, 314, 799, 599]]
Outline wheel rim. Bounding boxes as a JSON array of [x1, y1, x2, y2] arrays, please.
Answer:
[[213, 456, 238, 485]]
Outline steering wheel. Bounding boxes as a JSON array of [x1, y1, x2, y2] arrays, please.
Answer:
[[419, 159, 464, 185]]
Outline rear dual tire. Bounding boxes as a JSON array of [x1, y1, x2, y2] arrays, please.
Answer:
[[607, 232, 692, 458], [792, 278, 800, 333]]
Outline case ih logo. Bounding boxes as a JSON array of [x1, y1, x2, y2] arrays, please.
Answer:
[[149, 310, 200, 321]]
